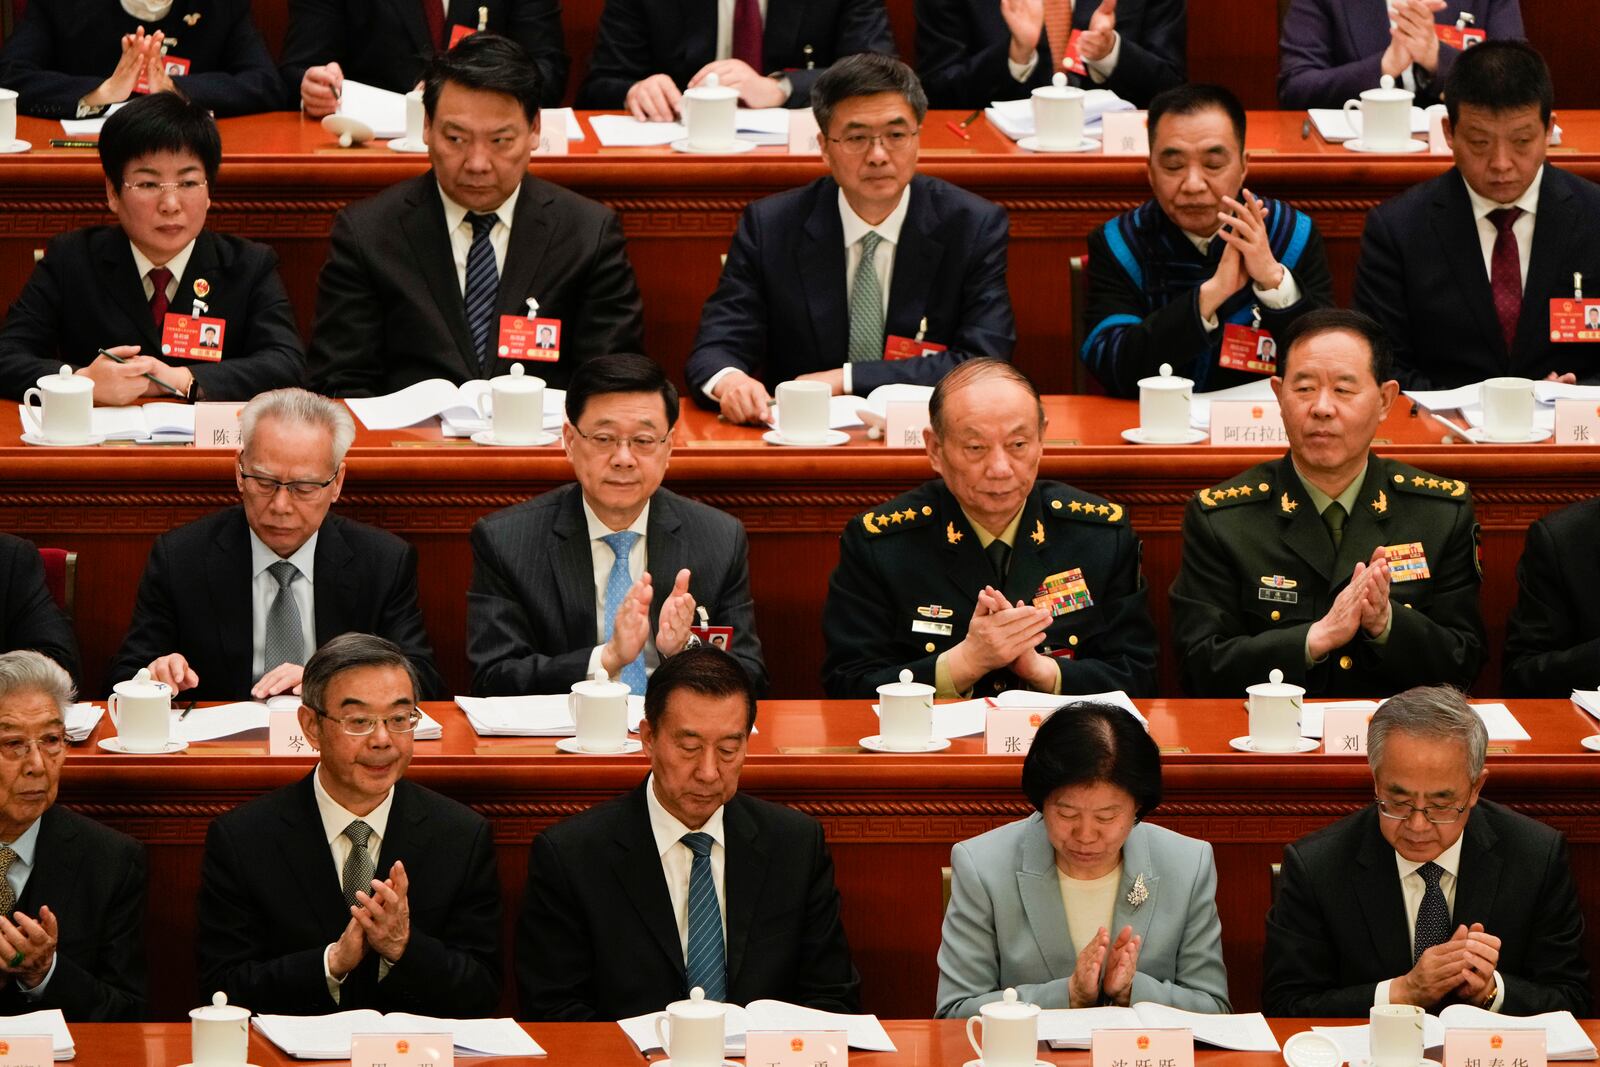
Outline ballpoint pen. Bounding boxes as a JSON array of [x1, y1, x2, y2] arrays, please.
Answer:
[[946, 108, 982, 140]]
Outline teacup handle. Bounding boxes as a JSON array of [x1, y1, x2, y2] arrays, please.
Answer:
[[1342, 98, 1361, 130], [477, 392, 493, 420], [656, 1015, 671, 1055], [107, 693, 120, 727], [967, 1015, 984, 1059], [22, 387, 43, 432]]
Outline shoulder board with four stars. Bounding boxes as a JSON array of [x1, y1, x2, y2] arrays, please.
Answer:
[[1196, 474, 1274, 510], [1385, 462, 1470, 501], [858, 498, 937, 537], [1043, 486, 1127, 525]]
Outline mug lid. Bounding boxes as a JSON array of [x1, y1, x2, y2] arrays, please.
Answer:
[[666, 986, 729, 1018], [113, 667, 171, 699], [190, 990, 251, 1022], [877, 668, 934, 698], [40, 366, 93, 392], [1137, 362, 1193, 391], [1246, 668, 1305, 699], [981, 987, 1040, 1020], [1032, 72, 1084, 99], [494, 363, 545, 390], [1283, 1031, 1342, 1067], [686, 72, 738, 100]]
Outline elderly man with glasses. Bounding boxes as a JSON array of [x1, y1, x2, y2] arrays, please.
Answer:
[[1264, 685, 1591, 1017], [110, 389, 443, 701], [197, 633, 500, 1015], [685, 52, 1016, 426]]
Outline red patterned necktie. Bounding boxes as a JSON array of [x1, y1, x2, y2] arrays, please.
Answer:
[[1043, 0, 1074, 72], [731, 0, 763, 69], [1488, 207, 1524, 355], [422, 0, 446, 49], [148, 266, 172, 328]]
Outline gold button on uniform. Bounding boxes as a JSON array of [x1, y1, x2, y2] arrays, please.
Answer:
[[1270, 610, 1281, 621], [1068, 635, 1078, 646], [1339, 655, 1353, 670], [1404, 603, 1412, 609], [1051, 500, 1063, 510], [921, 506, 932, 516], [1393, 474, 1404, 484], [924, 642, 936, 653]]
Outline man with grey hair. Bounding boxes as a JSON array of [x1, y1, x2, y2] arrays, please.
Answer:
[[0, 650, 146, 1021], [1264, 685, 1589, 1016], [111, 388, 442, 700], [685, 53, 1016, 425]]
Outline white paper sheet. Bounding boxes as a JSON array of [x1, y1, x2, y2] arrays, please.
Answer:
[[336, 79, 408, 139], [542, 106, 585, 141], [589, 115, 685, 147], [1468, 701, 1531, 741], [983, 90, 1135, 140], [0, 1008, 74, 1059], [65, 702, 103, 743], [1299, 700, 1379, 740], [1040, 1004, 1277, 1052], [20, 403, 196, 443], [165, 703, 439, 743], [617, 1000, 895, 1055], [1438, 1005, 1597, 1059], [1534, 381, 1600, 404], [736, 107, 790, 144], [1571, 690, 1600, 721], [1189, 378, 1276, 429], [253, 1011, 542, 1059], [344, 379, 489, 430], [456, 694, 645, 736], [1312, 1016, 1447, 1064], [59, 102, 126, 136], [1307, 106, 1428, 142]]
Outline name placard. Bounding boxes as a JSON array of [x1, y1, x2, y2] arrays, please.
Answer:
[[351, 1032, 454, 1067], [0, 1036, 54, 1067], [985, 705, 1053, 755], [193, 401, 246, 449], [269, 708, 315, 757], [1322, 707, 1374, 754], [1101, 111, 1150, 156], [1091, 1027, 1195, 1067], [1553, 399, 1600, 444], [1444, 1028, 1547, 1067], [789, 108, 822, 155], [884, 400, 931, 449], [1209, 400, 1288, 447], [746, 1030, 849, 1067], [534, 109, 569, 155]]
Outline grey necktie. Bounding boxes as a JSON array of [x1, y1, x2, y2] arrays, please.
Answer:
[[0, 846, 16, 916], [847, 231, 885, 363], [341, 820, 376, 906], [261, 560, 304, 677]]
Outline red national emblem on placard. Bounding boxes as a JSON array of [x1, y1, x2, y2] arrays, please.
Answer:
[[396, 1039, 410, 1054], [0, 1039, 11, 1054], [1138, 1035, 1151, 1050], [791, 1037, 805, 1052], [1251, 406, 1264, 419], [1491, 1036, 1504, 1049], [1029, 713, 1043, 728]]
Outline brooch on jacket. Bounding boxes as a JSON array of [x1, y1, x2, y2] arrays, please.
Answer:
[[1126, 872, 1149, 908]]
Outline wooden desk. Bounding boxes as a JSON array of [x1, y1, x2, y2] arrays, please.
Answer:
[[62, 698, 1600, 1023], [6, 111, 1600, 397]]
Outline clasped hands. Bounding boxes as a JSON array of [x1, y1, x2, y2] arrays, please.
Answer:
[[0, 906, 59, 992], [86, 28, 178, 109], [1392, 922, 1501, 1008], [602, 568, 697, 677], [329, 860, 412, 978], [78, 346, 192, 407], [1001, 0, 1119, 67], [626, 58, 786, 122], [1307, 548, 1392, 662], [1382, 0, 1448, 79], [1068, 924, 1142, 1008], [945, 586, 1057, 694], [1199, 190, 1286, 322]]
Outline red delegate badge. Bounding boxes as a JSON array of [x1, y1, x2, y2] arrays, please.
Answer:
[[449, 24, 479, 47], [1550, 298, 1600, 343], [1057, 30, 1090, 77], [498, 316, 561, 362], [690, 626, 734, 651], [1219, 323, 1278, 374], [135, 55, 191, 95], [1434, 25, 1486, 50], [161, 313, 225, 362], [883, 335, 947, 361]]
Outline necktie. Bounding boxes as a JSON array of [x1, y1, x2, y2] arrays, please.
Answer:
[[0, 846, 17, 916], [1322, 502, 1346, 551], [1488, 207, 1524, 356], [600, 531, 648, 694], [1413, 860, 1450, 964], [341, 820, 377, 907], [148, 266, 173, 328], [847, 231, 884, 364], [261, 560, 305, 677], [421, 0, 445, 49], [731, 0, 763, 70], [681, 832, 727, 1001], [463, 211, 500, 377], [986, 538, 1012, 583], [1043, 0, 1074, 73]]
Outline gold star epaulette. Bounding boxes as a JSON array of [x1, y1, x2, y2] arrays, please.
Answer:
[[859, 501, 936, 536], [1388, 464, 1469, 500], [1045, 488, 1126, 525], [1197, 477, 1273, 509]]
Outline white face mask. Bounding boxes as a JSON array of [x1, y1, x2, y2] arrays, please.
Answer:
[[121, 0, 176, 21]]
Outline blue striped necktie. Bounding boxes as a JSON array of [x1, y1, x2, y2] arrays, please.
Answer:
[[681, 831, 727, 1000], [600, 531, 648, 694], [463, 211, 500, 377]]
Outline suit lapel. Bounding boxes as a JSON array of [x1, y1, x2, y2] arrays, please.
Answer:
[[798, 185, 850, 365], [1109, 823, 1159, 946], [1431, 172, 1507, 363], [400, 177, 481, 380], [551, 488, 602, 652], [310, 516, 357, 647], [209, 510, 256, 691], [16, 808, 76, 916], [97, 229, 161, 353], [1451, 809, 1501, 929], [1016, 816, 1078, 977], [390, 0, 435, 55], [684, 0, 719, 70], [721, 796, 768, 989], [646, 493, 690, 629], [1275, 456, 1335, 581], [375, 780, 423, 874], [612, 785, 687, 975], [1518, 166, 1574, 357], [884, 182, 945, 342], [171, 230, 224, 324], [1354, 811, 1414, 978], [1000, 489, 1051, 607], [760, 0, 803, 68], [936, 484, 1005, 603], [497, 178, 553, 320], [280, 775, 353, 934]]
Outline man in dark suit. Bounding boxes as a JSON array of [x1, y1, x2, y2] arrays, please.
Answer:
[[1354, 42, 1600, 389], [1082, 83, 1332, 397], [282, 0, 569, 116], [0, 92, 303, 404], [687, 54, 1014, 425], [0, 0, 281, 118], [0, 536, 78, 683], [1503, 498, 1600, 697], [576, 0, 892, 118], [824, 360, 1157, 699], [111, 389, 444, 701], [468, 355, 766, 696], [518, 647, 858, 1020], [916, 0, 1184, 109], [1171, 310, 1484, 698], [309, 34, 644, 398], [1279, 0, 1523, 109], [198, 633, 500, 1015], [1265, 686, 1590, 1016], [0, 651, 146, 1021]]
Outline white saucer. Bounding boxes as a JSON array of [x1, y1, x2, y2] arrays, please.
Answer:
[[670, 138, 757, 154], [1344, 138, 1428, 154], [963, 1060, 1051, 1067], [859, 734, 952, 753], [656, 1060, 740, 1067], [1461, 426, 1554, 444], [470, 428, 557, 447], [174, 1063, 266, 1067], [1017, 135, 1100, 153], [1121, 427, 1208, 445], [554, 737, 642, 755], [97, 737, 188, 754], [21, 432, 104, 447], [762, 428, 851, 447], [0, 140, 32, 154], [386, 137, 429, 153], [1581, 735, 1600, 752], [1229, 735, 1319, 754]]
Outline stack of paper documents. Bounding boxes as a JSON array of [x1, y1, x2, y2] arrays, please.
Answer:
[[65, 703, 103, 744], [1040, 1003, 1279, 1051], [1307, 106, 1428, 143], [983, 90, 1135, 140], [1300, 700, 1527, 741], [343, 378, 565, 435], [0, 1008, 75, 1060], [59, 102, 127, 136], [456, 694, 645, 736], [589, 108, 790, 148], [1402, 381, 1600, 437], [333, 80, 407, 139], [1314, 1006, 1596, 1062], [20, 403, 195, 443], [873, 690, 1144, 741], [253, 1012, 543, 1059], [169, 702, 440, 743], [1572, 690, 1600, 721], [617, 1000, 896, 1055], [1188, 378, 1276, 430]]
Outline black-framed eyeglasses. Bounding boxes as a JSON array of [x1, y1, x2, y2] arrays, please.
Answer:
[[0, 733, 66, 761], [1374, 795, 1470, 825], [826, 128, 920, 154], [237, 463, 338, 500], [310, 706, 422, 737], [570, 425, 670, 455]]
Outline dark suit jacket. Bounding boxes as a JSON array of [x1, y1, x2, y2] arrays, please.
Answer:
[[685, 175, 1015, 400], [0, 533, 79, 683], [278, 0, 568, 108], [197, 774, 501, 1016], [1504, 497, 1600, 697], [1264, 800, 1591, 1017], [1278, 0, 1525, 109], [0, 806, 146, 1022], [576, 0, 893, 109], [915, 0, 1185, 109], [109, 507, 444, 701], [0, 0, 282, 118], [0, 226, 305, 402], [467, 483, 767, 696], [1354, 165, 1600, 389], [517, 781, 859, 1020], [308, 173, 644, 397]]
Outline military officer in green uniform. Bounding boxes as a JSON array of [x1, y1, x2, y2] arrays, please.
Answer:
[[1171, 308, 1484, 698], [822, 360, 1158, 699]]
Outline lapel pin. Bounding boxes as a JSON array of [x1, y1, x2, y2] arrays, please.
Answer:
[[1126, 872, 1149, 908], [1030, 520, 1045, 545], [946, 522, 963, 545], [193, 278, 210, 298], [183, 12, 201, 25]]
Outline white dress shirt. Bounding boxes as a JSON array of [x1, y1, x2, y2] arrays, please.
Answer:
[[121, 0, 175, 19], [1462, 166, 1543, 292], [1373, 833, 1506, 1010], [248, 529, 318, 679], [313, 765, 396, 1002], [439, 182, 521, 297], [645, 773, 729, 958], [1179, 228, 1302, 332], [131, 239, 196, 305], [2, 818, 56, 997], [581, 498, 659, 680], [715, 0, 770, 61]]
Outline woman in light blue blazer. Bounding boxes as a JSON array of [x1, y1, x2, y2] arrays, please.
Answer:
[[936, 701, 1231, 1017]]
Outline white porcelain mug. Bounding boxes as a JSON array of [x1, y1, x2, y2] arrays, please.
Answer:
[[1136, 362, 1193, 442], [1031, 72, 1086, 150], [1480, 376, 1535, 441], [1246, 668, 1304, 751], [774, 380, 831, 443], [569, 674, 629, 752], [0, 87, 17, 147], [965, 988, 1040, 1067], [23, 365, 94, 444], [478, 363, 545, 444], [655, 988, 727, 1067], [876, 669, 933, 750], [190, 991, 250, 1066], [108, 667, 173, 753], [1369, 1004, 1426, 1067], [1343, 79, 1414, 150], [682, 73, 738, 151], [404, 89, 425, 144]]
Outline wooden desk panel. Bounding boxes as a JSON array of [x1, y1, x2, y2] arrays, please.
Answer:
[[62, 698, 1600, 1023]]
